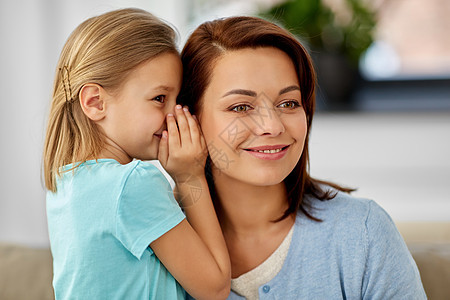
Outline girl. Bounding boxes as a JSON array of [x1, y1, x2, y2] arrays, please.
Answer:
[[43, 8, 230, 299], [179, 16, 426, 299]]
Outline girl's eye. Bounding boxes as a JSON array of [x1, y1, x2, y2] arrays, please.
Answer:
[[278, 100, 300, 109], [230, 104, 252, 112], [153, 95, 166, 103]]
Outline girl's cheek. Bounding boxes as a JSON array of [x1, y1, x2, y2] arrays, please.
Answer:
[[158, 110, 167, 123]]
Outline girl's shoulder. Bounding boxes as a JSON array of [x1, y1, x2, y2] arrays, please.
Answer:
[[70, 159, 163, 176], [113, 160, 175, 199], [59, 159, 170, 189], [124, 160, 173, 188]]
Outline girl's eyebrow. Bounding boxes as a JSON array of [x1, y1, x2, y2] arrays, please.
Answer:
[[153, 85, 174, 91]]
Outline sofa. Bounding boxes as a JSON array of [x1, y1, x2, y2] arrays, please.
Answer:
[[1, 222, 449, 300], [0, 242, 53, 300], [395, 222, 450, 300]]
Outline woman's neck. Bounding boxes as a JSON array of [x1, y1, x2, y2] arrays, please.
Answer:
[[212, 168, 292, 238]]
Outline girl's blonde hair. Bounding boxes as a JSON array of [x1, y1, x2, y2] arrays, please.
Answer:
[[43, 8, 178, 192]]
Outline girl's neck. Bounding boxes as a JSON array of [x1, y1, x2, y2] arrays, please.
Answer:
[[97, 138, 132, 165], [212, 168, 293, 239]]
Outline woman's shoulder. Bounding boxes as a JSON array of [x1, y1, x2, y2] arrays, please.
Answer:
[[300, 188, 394, 235], [277, 190, 425, 298], [292, 188, 405, 268], [305, 188, 372, 217]]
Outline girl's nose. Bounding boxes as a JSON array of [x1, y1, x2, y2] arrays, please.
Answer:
[[166, 102, 176, 116]]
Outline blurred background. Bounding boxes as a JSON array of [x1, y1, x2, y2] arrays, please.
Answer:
[[1, 0, 449, 249]]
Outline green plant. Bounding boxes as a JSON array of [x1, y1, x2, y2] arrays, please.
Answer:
[[259, 0, 376, 66]]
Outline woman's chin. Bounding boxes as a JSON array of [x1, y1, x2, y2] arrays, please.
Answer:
[[249, 175, 286, 187], [216, 168, 288, 187]]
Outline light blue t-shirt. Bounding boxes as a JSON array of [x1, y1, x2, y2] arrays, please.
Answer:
[[225, 192, 427, 299], [47, 159, 186, 300]]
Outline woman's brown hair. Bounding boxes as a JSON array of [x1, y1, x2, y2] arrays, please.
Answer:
[[43, 8, 178, 192], [178, 16, 353, 221]]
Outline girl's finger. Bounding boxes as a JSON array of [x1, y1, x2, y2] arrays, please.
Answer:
[[192, 115, 207, 150], [166, 113, 180, 150], [200, 130, 207, 150], [158, 130, 169, 166], [185, 110, 201, 144], [175, 105, 191, 146]]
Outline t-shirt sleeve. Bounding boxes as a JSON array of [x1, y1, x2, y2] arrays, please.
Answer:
[[114, 162, 185, 260], [362, 200, 427, 299]]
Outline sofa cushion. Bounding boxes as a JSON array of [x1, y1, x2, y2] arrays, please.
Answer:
[[0, 243, 54, 300], [408, 243, 450, 300]]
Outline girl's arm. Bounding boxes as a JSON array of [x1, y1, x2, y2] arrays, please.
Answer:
[[151, 105, 231, 300]]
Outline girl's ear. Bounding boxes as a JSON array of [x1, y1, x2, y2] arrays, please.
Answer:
[[79, 83, 106, 121]]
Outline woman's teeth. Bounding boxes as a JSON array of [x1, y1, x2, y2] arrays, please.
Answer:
[[253, 148, 283, 153]]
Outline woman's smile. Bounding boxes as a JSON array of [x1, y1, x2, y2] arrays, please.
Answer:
[[242, 144, 290, 160]]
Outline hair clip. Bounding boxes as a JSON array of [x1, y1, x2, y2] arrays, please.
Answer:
[[59, 66, 74, 103]]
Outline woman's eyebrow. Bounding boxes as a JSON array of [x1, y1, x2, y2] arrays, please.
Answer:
[[222, 89, 257, 98], [221, 86, 300, 98], [279, 85, 300, 95]]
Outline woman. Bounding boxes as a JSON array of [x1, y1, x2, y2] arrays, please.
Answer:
[[179, 16, 426, 299]]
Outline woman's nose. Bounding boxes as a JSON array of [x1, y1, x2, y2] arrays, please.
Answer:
[[252, 107, 285, 136]]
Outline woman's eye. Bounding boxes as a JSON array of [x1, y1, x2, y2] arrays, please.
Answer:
[[153, 95, 166, 103], [231, 104, 252, 112], [278, 100, 300, 109]]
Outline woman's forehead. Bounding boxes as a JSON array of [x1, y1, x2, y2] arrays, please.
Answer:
[[206, 47, 299, 94]]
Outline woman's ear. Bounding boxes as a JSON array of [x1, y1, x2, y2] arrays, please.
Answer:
[[79, 83, 106, 121]]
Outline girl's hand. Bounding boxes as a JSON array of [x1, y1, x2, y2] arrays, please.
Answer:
[[154, 107, 231, 300], [158, 105, 207, 181]]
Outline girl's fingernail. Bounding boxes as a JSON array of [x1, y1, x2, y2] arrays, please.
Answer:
[[167, 113, 174, 117], [162, 131, 168, 138], [176, 105, 182, 110], [183, 107, 189, 112]]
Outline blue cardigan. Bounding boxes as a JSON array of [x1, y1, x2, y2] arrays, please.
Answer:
[[224, 192, 426, 299]]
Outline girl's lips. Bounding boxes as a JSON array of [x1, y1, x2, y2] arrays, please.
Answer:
[[243, 145, 290, 160], [154, 133, 162, 139]]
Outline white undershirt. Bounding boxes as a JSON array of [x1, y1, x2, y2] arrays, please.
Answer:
[[230, 225, 294, 300]]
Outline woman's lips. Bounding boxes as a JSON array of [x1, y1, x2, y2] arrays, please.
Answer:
[[154, 133, 163, 139], [243, 144, 290, 160]]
